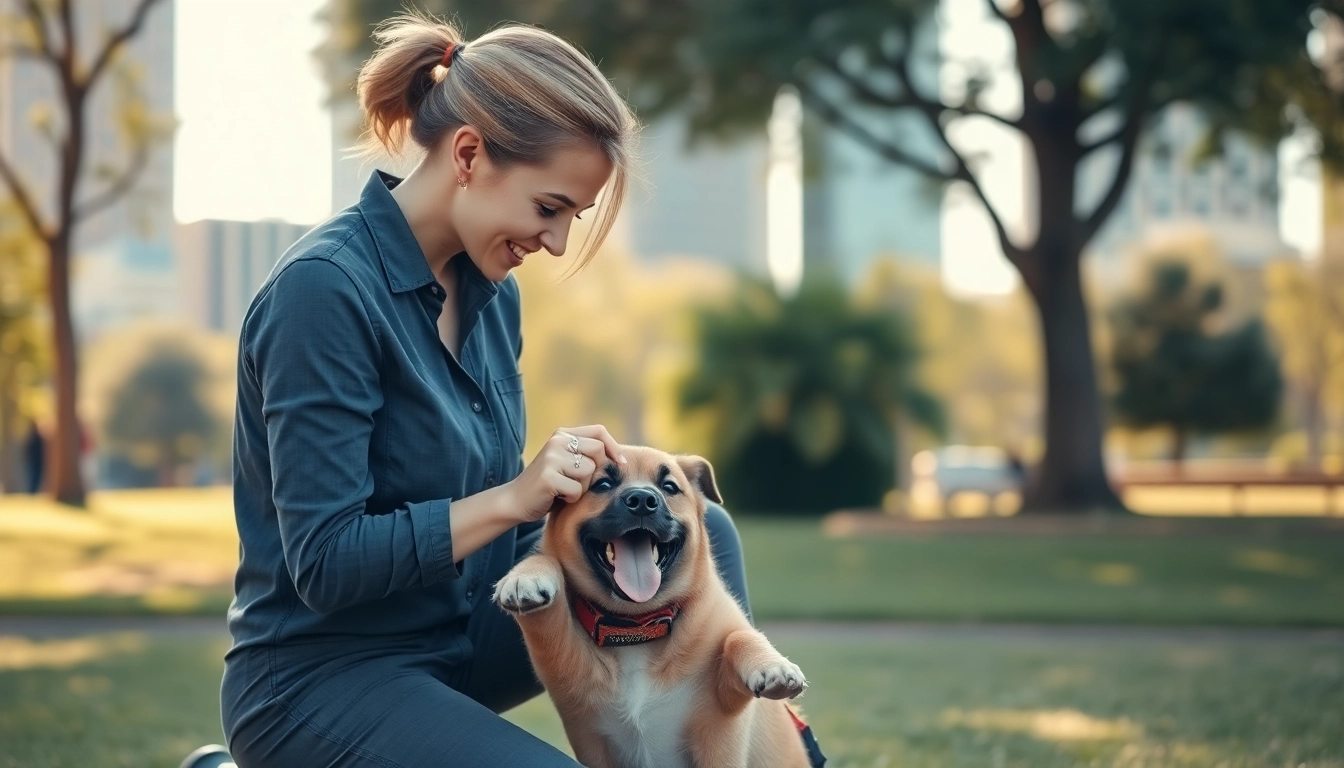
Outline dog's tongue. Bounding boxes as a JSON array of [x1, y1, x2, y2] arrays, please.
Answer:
[[612, 533, 661, 603]]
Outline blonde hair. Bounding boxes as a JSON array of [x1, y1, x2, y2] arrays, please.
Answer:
[[356, 12, 638, 267]]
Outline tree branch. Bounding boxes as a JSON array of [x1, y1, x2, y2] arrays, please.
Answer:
[[0, 151, 50, 240], [16, 0, 54, 61], [884, 48, 1024, 262], [85, 0, 164, 87], [1078, 41, 1170, 243], [821, 54, 1021, 131], [797, 83, 957, 183], [72, 140, 151, 223], [4, 41, 50, 63], [1081, 91, 1179, 155]]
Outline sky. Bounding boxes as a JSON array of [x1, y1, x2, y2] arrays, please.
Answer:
[[172, 0, 1323, 294], [173, 0, 331, 225]]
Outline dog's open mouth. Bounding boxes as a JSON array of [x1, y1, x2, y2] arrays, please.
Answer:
[[584, 529, 683, 604]]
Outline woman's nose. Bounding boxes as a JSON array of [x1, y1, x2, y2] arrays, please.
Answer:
[[540, 224, 569, 258]]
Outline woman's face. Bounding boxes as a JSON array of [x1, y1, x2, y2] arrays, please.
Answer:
[[454, 140, 614, 282]]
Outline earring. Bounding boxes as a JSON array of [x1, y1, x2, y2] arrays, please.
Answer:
[[457, 176, 467, 189]]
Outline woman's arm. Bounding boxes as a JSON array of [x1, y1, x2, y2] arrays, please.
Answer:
[[247, 258, 522, 615]]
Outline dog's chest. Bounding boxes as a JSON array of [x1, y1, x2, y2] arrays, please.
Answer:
[[593, 645, 696, 768]]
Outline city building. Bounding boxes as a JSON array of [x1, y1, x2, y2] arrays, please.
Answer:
[[175, 218, 314, 335], [1080, 103, 1295, 282]]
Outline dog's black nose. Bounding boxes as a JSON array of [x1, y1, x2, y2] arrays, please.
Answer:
[[621, 488, 660, 516]]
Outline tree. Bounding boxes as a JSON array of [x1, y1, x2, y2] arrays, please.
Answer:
[[323, 0, 1344, 512], [1263, 258, 1344, 464], [512, 234, 736, 456], [102, 340, 220, 487], [0, 202, 49, 493], [679, 277, 943, 513], [1109, 261, 1283, 466], [0, 0, 170, 505]]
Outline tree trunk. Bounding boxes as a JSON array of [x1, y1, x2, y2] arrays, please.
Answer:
[[1170, 425, 1188, 471], [1302, 383, 1324, 469], [1021, 249, 1126, 513], [0, 394, 17, 493], [46, 234, 86, 506]]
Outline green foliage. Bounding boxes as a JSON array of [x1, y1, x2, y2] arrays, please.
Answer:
[[679, 278, 942, 513], [1109, 260, 1283, 459], [0, 201, 49, 456], [102, 342, 220, 484], [322, 0, 1340, 162]]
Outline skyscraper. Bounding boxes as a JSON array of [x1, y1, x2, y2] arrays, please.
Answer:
[[1079, 103, 1293, 279], [175, 217, 314, 336]]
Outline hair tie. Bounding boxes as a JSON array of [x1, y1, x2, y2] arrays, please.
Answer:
[[441, 43, 462, 69]]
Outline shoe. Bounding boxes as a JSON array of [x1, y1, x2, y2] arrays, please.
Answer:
[[178, 744, 235, 768]]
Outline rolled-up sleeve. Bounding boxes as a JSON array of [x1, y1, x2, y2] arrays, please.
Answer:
[[245, 258, 457, 615]]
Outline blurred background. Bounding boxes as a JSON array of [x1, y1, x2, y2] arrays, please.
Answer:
[[1, 0, 1342, 766]]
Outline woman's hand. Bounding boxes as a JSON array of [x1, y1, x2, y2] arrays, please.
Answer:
[[503, 425, 627, 524]]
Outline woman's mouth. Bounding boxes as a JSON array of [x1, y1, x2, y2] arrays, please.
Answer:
[[505, 240, 530, 267]]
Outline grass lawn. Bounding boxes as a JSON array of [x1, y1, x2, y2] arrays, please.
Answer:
[[0, 622, 1340, 768], [2, 490, 1343, 625], [736, 518, 1344, 626]]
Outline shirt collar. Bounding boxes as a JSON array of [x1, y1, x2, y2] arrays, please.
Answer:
[[358, 170, 499, 308]]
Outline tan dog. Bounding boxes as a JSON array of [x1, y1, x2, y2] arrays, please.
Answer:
[[492, 446, 815, 768]]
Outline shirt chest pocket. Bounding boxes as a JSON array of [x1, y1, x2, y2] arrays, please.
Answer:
[[493, 373, 526, 449]]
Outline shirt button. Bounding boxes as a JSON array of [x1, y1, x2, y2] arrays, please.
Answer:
[[466, 589, 474, 600], [471, 401, 482, 413], [485, 474, 495, 487], [430, 285, 444, 297]]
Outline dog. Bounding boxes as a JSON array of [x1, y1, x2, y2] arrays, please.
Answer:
[[492, 446, 819, 768]]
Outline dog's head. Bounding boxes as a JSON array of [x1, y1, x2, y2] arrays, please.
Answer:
[[543, 445, 722, 612]]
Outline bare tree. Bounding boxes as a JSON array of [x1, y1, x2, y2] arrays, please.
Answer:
[[0, 0, 168, 505]]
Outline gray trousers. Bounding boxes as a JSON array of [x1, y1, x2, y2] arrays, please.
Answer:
[[224, 506, 751, 767]]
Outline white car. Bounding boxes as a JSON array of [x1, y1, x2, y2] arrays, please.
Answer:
[[907, 446, 1025, 517]]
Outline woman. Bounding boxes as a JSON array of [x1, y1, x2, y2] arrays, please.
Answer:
[[218, 14, 754, 768]]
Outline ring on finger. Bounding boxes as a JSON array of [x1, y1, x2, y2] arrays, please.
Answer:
[[566, 434, 580, 453]]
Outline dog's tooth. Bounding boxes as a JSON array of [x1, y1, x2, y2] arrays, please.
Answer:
[[652, 540, 659, 564], [605, 542, 615, 565]]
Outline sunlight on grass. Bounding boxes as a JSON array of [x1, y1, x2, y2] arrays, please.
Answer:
[[0, 633, 145, 671], [0, 490, 238, 610], [1235, 549, 1320, 578], [1088, 563, 1139, 586], [939, 708, 1143, 742]]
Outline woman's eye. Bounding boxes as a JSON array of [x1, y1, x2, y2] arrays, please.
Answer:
[[537, 204, 558, 219], [661, 481, 680, 495], [593, 478, 615, 492]]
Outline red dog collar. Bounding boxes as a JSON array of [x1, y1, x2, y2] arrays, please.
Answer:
[[571, 595, 680, 647]]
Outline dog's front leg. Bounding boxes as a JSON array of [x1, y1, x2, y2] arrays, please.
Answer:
[[492, 554, 573, 643], [492, 555, 597, 693], [716, 629, 808, 713]]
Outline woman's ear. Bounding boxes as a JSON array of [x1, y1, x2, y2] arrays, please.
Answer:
[[448, 125, 484, 183]]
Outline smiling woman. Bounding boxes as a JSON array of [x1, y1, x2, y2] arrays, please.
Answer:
[[211, 10, 707, 768]]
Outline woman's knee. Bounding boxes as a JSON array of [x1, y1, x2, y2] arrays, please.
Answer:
[[702, 502, 752, 622], [703, 502, 740, 550]]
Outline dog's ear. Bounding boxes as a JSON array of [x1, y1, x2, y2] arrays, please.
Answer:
[[676, 455, 722, 505]]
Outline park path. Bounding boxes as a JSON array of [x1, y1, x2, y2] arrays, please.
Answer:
[[2, 616, 1341, 644]]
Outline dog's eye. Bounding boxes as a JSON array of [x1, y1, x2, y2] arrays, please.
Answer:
[[592, 478, 615, 492], [660, 481, 681, 495]]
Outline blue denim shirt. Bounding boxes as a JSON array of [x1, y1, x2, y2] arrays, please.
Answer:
[[226, 171, 535, 660]]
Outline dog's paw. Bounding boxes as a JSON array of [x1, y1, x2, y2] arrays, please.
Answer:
[[744, 658, 807, 700], [492, 569, 558, 615]]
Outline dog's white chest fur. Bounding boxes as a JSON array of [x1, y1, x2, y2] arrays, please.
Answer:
[[593, 644, 696, 768]]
